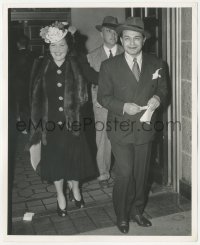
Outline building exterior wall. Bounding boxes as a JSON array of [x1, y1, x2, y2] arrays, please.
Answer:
[[180, 8, 192, 186], [71, 8, 125, 52]]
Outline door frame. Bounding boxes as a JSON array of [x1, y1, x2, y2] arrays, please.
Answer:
[[129, 7, 182, 191], [162, 8, 182, 192]]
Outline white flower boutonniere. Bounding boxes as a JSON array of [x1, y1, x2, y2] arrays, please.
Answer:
[[152, 68, 162, 80]]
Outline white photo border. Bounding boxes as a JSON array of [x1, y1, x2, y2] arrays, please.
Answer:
[[0, 0, 198, 244]]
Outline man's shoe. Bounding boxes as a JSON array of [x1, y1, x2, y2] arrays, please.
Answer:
[[133, 214, 152, 227], [117, 221, 129, 234]]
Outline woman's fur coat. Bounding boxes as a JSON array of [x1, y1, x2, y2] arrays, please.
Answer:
[[29, 54, 88, 147]]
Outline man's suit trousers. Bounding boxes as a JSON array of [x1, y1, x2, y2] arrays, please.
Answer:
[[111, 141, 152, 222], [93, 100, 111, 180]]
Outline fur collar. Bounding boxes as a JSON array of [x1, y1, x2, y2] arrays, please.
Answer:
[[29, 55, 88, 147]]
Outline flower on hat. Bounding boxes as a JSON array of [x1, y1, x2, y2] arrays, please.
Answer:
[[68, 26, 77, 35], [40, 21, 69, 43]]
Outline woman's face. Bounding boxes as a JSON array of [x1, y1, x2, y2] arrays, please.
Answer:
[[49, 38, 68, 62]]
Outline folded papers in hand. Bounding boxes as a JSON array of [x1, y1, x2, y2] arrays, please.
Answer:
[[140, 107, 155, 124]]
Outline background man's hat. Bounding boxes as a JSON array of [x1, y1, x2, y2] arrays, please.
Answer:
[[96, 16, 119, 31], [116, 17, 151, 39]]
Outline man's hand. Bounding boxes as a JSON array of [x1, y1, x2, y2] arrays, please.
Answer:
[[123, 103, 141, 115], [147, 96, 160, 111]]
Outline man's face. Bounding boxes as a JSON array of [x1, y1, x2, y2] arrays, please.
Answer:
[[120, 30, 146, 57], [101, 27, 118, 47]]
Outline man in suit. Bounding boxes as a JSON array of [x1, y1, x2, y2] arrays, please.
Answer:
[[12, 35, 35, 133], [87, 16, 124, 187], [98, 17, 168, 233]]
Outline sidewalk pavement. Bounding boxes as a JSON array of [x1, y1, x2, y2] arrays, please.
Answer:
[[12, 192, 191, 236], [11, 133, 191, 236], [80, 211, 191, 236]]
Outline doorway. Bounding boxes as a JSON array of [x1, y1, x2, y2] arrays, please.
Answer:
[[126, 8, 181, 191]]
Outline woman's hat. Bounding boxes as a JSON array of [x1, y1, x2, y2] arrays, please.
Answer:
[[40, 21, 68, 43], [95, 16, 119, 31], [40, 21, 77, 44], [116, 17, 151, 39]]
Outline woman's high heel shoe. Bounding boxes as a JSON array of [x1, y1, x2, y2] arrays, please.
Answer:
[[57, 201, 67, 217], [74, 196, 85, 209], [69, 189, 75, 202]]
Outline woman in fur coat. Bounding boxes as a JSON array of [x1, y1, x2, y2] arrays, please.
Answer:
[[29, 22, 98, 217]]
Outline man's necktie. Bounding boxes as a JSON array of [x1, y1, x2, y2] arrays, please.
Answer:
[[109, 50, 113, 58], [132, 57, 140, 82]]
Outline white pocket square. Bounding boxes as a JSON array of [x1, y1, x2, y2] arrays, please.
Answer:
[[152, 68, 162, 79]]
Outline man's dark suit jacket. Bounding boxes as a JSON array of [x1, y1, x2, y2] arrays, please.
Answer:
[[97, 52, 168, 145], [12, 49, 35, 104]]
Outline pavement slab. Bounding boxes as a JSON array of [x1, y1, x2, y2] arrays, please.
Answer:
[[80, 211, 191, 236]]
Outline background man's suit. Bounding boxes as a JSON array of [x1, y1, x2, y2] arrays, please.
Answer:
[[87, 44, 123, 181], [12, 49, 35, 127], [97, 52, 168, 221]]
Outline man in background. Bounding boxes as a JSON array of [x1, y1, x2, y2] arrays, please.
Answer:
[[87, 16, 123, 187], [12, 34, 35, 134]]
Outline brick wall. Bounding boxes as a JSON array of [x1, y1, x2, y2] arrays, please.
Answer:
[[181, 8, 192, 185]]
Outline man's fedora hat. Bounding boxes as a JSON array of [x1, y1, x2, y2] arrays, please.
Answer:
[[96, 16, 119, 31], [116, 17, 151, 39]]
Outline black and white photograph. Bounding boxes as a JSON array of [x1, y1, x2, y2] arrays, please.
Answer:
[[0, 0, 198, 243]]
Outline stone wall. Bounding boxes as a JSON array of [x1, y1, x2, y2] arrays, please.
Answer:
[[180, 8, 192, 187]]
